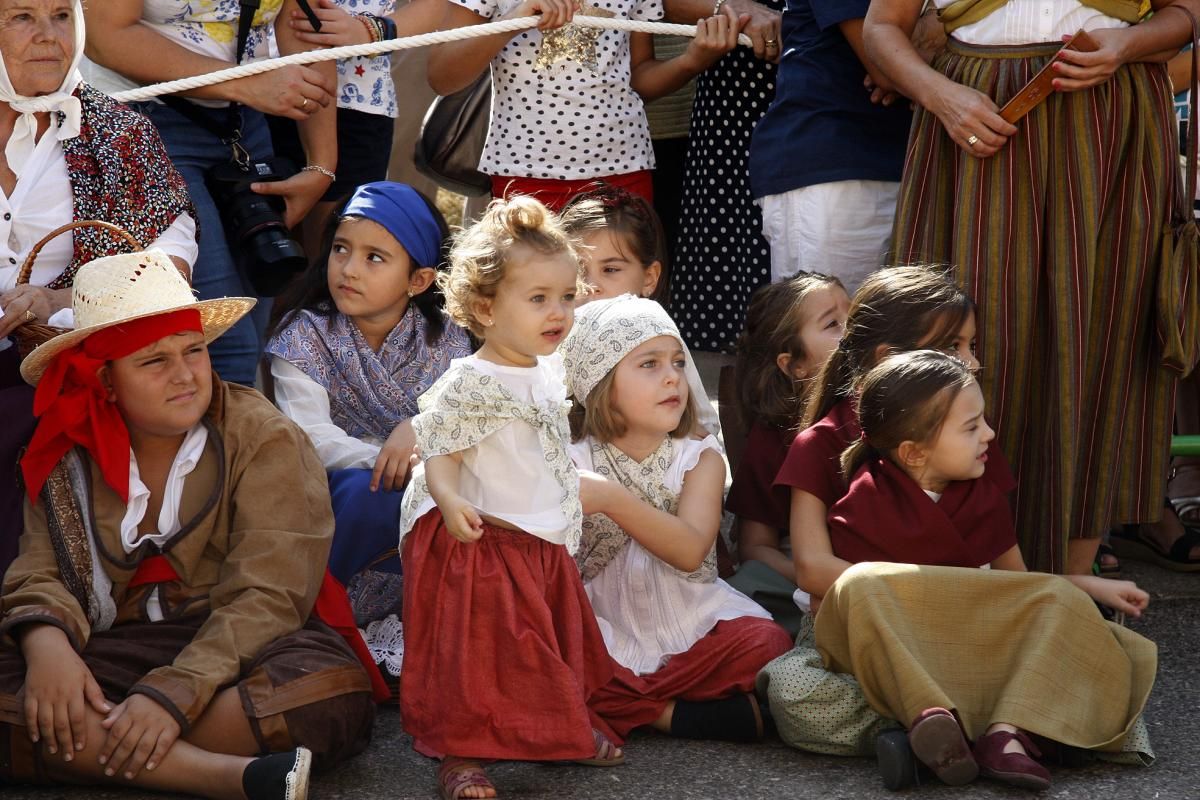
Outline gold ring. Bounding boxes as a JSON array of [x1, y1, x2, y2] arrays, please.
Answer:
[[966, 135, 979, 147], [301, 97, 311, 110], [23, 309, 36, 322], [764, 38, 778, 46]]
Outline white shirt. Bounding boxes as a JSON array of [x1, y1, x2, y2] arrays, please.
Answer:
[[269, 356, 382, 471], [119, 424, 209, 621], [453, 0, 660, 180], [333, 0, 398, 118], [935, 0, 1129, 45], [0, 125, 198, 352], [571, 434, 772, 675], [402, 354, 573, 544], [81, 0, 283, 107]]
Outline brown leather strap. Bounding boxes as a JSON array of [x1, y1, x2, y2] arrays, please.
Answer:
[[999, 30, 1102, 124]]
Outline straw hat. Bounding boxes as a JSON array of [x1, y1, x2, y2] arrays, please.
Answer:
[[20, 249, 255, 384]]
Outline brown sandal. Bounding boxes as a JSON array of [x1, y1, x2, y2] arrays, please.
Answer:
[[573, 728, 626, 767], [438, 757, 496, 800]]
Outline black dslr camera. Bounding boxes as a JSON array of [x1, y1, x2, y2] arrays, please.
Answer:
[[205, 156, 307, 297]]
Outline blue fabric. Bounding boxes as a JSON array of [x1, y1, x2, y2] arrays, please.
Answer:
[[328, 468, 403, 583], [342, 181, 441, 267], [132, 102, 275, 386], [748, 0, 913, 199]]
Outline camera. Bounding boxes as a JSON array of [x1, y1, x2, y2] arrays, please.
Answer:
[[205, 157, 307, 297]]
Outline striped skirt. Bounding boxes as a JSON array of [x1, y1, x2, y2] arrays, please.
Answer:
[[892, 40, 1182, 572]]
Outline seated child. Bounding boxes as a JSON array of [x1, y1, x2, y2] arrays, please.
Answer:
[[266, 182, 471, 584], [819, 351, 1155, 791], [0, 252, 376, 799], [397, 198, 622, 800], [725, 272, 848, 633], [560, 183, 719, 437], [561, 295, 791, 743]]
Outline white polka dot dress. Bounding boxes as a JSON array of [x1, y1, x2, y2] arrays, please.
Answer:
[[671, 29, 780, 351]]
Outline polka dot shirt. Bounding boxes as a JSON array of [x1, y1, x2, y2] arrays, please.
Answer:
[[455, 0, 661, 180]]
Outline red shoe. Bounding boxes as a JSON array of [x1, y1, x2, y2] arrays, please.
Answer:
[[973, 729, 1052, 791], [907, 708, 978, 786]]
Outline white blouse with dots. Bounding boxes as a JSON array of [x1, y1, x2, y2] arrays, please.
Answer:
[[455, 0, 661, 180]]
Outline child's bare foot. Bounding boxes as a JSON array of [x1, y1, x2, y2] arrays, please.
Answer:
[[439, 757, 496, 800]]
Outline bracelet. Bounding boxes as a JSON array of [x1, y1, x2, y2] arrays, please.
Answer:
[[355, 12, 382, 43], [713, 0, 727, 14], [302, 164, 336, 181]]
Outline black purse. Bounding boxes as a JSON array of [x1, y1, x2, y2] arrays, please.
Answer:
[[414, 73, 493, 196]]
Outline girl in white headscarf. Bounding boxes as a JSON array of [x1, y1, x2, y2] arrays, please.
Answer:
[[561, 294, 792, 744]]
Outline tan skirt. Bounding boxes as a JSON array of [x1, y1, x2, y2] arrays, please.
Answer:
[[814, 563, 1156, 751]]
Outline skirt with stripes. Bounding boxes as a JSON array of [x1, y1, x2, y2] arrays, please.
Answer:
[[891, 39, 1181, 572]]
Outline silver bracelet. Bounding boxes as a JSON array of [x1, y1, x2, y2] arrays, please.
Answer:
[[713, 0, 727, 14], [301, 164, 336, 181]]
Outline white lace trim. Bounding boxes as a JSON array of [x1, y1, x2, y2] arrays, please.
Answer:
[[362, 614, 404, 677]]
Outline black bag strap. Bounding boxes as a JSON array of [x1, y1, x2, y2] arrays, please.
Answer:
[[1164, 4, 1200, 213]]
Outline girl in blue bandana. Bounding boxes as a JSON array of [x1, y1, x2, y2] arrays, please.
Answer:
[[265, 181, 472, 586]]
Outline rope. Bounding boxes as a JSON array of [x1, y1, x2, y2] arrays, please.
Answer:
[[110, 16, 752, 104]]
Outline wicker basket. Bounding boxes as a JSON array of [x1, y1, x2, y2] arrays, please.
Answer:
[[13, 220, 142, 359]]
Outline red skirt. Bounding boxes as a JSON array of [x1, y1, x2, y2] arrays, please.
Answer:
[[490, 170, 654, 212], [399, 510, 615, 761], [589, 617, 792, 740]]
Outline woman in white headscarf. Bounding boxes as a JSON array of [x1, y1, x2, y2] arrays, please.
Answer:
[[0, 0, 198, 578]]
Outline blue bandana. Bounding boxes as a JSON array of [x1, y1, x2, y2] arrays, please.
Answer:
[[342, 182, 441, 267]]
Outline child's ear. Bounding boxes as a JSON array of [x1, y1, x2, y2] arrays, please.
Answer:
[[896, 440, 926, 469], [776, 352, 797, 379], [871, 343, 893, 367], [641, 261, 663, 298], [471, 296, 495, 329], [408, 267, 437, 296], [98, 365, 117, 403]]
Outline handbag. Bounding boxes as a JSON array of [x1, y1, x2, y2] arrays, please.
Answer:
[[414, 72, 492, 196], [1157, 5, 1200, 377]]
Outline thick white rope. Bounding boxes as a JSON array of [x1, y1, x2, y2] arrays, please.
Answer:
[[111, 16, 752, 104]]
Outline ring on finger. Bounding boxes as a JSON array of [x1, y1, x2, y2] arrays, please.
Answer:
[[300, 97, 311, 111], [764, 38, 778, 47], [23, 309, 36, 322], [966, 134, 979, 147]]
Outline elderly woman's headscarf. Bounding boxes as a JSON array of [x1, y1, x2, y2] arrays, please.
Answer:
[[560, 294, 684, 402], [0, 0, 86, 176]]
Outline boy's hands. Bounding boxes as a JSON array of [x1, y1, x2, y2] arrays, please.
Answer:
[[20, 625, 111, 760], [99, 695, 182, 779]]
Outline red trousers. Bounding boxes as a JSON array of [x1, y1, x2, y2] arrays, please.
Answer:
[[589, 617, 792, 741], [491, 170, 653, 212]]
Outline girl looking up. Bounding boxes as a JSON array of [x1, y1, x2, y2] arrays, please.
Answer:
[[397, 197, 622, 800], [561, 296, 792, 744], [817, 351, 1154, 791], [724, 273, 848, 633], [266, 182, 471, 586], [560, 182, 719, 436]]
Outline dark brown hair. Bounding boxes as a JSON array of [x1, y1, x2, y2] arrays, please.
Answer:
[[840, 350, 977, 479], [559, 182, 670, 306], [804, 265, 974, 428], [570, 365, 698, 443], [733, 272, 845, 431]]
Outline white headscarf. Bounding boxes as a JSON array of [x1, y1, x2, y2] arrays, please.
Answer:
[[0, 0, 85, 177]]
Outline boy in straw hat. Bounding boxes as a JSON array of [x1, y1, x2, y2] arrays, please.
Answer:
[[0, 250, 376, 799]]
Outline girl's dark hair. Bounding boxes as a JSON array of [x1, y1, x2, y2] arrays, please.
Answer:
[[840, 350, 977, 479], [733, 272, 845, 430], [266, 188, 451, 345], [559, 182, 670, 306], [803, 265, 974, 429]]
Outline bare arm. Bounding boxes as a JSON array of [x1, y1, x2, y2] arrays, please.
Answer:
[[630, 11, 742, 101], [426, 0, 577, 96], [989, 544, 1027, 571], [581, 447, 725, 573], [425, 453, 485, 542], [1052, 2, 1200, 91], [1064, 574, 1150, 618], [736, 518, 796, 581], [788, 488, 852, 599]]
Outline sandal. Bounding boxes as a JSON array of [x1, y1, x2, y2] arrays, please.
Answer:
[[906, 708, 977, 786], [1168, 463, 1200, 526], [438, 757, 496, 800], [973, 729, 1051, 791], [1109, 500, 1200, 573], [1094, 542, 1121, 579], [573, 729, 625, 767]]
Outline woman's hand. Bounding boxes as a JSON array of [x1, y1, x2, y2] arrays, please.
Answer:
[[505, 0, 578, 31], [441, 496, 485, 542], [1050, 29, 1131, 92], [289, 0, 371, 46], [372, 421, 417, 493], [931, 81, 1018, 158], [725, 0, 781, 62], [19, 625, 112, 760], [98, 695, 181, 779], [679, 8, 745, 72], [1068, 574, 1150, 619], [227, 65, 335, 121], [0, 285, 71, 338], [251, 169, 334, 229]]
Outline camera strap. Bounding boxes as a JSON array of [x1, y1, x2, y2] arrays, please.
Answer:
[[160, 0, 322, 167]]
